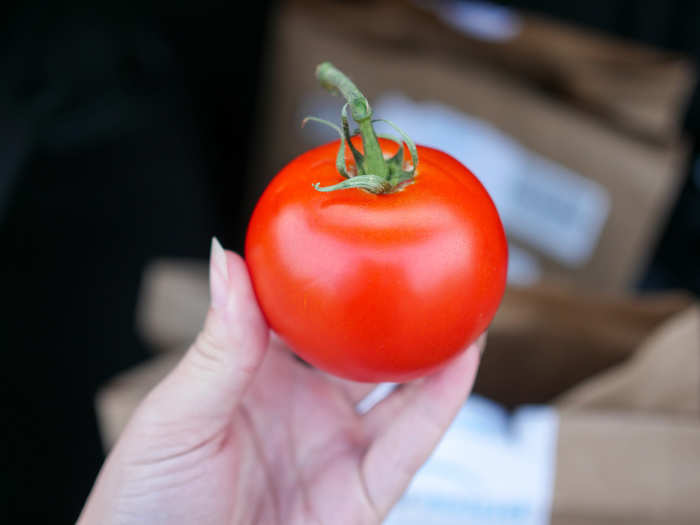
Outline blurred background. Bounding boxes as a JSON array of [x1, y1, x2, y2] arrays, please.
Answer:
[[2, 1, 699, 523]]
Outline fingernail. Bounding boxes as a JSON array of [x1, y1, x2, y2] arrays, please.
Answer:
[[210, 236, 228, 310]]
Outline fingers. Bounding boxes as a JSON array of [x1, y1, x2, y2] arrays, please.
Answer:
[[360, 342, 481, 517], [141, 238, 269, 427]]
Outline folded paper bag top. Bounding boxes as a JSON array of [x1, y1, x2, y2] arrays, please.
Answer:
[[557, 305, 700, 415]]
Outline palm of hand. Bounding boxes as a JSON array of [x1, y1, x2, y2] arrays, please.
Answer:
[[228, 336, 383, 524], [111, 335, 477, 525]]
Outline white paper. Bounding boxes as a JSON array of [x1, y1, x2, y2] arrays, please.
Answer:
[[384, 395, 559, 525]]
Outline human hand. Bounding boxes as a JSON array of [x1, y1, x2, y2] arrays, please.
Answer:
[[78, 238, 483, 524]]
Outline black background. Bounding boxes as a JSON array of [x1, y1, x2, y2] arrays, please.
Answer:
[[1, 2, 271, 521], [1, 1, 698, 522]]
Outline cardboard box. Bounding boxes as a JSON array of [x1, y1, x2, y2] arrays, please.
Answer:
[[98, 259, 700, 524], [246, 0, 694, 290]]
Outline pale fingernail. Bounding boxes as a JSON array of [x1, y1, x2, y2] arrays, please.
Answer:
[[210, 236, 229, 310]]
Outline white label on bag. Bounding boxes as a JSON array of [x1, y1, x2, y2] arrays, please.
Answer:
[[384, 395, 559, 525], [506, 243, 541, 286], [372, 95, 611, 267]]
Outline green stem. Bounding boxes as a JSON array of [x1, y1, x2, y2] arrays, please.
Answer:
[[316, 62, 388, 179], [313, 175, 392, 194], [309, 62, 418, 194]]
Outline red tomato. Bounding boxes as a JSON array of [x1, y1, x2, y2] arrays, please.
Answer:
[[245, 138, 507, 382]]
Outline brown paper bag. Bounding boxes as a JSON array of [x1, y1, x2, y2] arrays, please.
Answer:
[[554, 411, 700, 525], [135, 259, 209, 351], [297, 0, 696, 144], [476, 284, 699, 524], [474, 284, 692, 407], [553, 306, 700, 524], [557, 306, 700, 415], [95, 349, 185, 449]]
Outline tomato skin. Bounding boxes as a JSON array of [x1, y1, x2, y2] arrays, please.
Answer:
[[245, 139, 507, 382]]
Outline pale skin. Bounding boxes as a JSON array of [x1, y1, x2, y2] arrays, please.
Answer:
[[78, 238, 483, 525]]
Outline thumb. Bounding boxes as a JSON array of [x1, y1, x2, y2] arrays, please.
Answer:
[[142, 237, 269, 426]]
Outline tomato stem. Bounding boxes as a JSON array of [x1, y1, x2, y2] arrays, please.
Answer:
[[308, 62, 419, 194], [313, 175, 392, 194], [316, 62, 388, 181]]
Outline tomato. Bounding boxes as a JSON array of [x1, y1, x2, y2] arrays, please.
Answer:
[[245, 136, 507, 382]]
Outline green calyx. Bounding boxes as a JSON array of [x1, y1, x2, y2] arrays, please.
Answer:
[[304, 62, 419, 195]]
